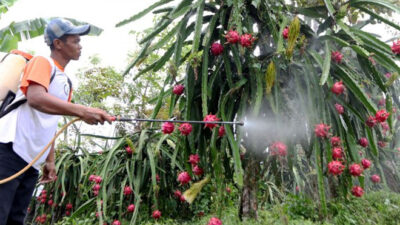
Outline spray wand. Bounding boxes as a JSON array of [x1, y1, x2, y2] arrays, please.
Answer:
[[112, 116, 245, 126]]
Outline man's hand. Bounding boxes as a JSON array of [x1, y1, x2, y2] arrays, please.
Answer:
[[79, 106, 113, 125], [40, 161, 57, 184]]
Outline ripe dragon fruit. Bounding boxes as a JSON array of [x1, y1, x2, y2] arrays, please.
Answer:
[[177, 171, 191, 185], [188, 154, 200, 166], [127, 204, 135, 213], [371, 174, 381, 183], [349, 163, 363, 177], [193, 165, 204, 176], [203, 114, 220, 129], [112, 220, 121, 225], [269, 141, 287, 157], [328, 161, 345, 176], [366, 116, 377, 128], [332, 147, 343, 159], [314, 123, 330, 138], [375, 109, 389, 123], [331, 81, 345, 95], [331, 51, 343, 63], [162, 122, 175, 134], [173, 84, 185, 95], [208, 217, 222, 225], [330, 136, 341, 147], [174, 190, 182, 198], [123, 186, 133, 196], [351, 186, 364, 197], [218, 126, 226, 137], [179, 123, 193, 136], [361, 158, 371, 169], [211, 42, 224, 56], [358, 137, 368, 147], [225, 30, 240, 44], [282, 27, 289, 39], [152, 210, 161, 220], [125, 146, 133, 155], [335, 103, 344, 114], [239, 34, 255, 48], [391, 40, 400, 55]]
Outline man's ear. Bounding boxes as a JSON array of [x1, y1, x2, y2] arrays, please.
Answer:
[[53, 39, 63, 50]]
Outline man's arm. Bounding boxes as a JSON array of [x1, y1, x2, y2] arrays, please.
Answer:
[[26, 83, 112, 125]]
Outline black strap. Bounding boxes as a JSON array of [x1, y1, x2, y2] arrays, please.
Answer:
[[0, 99, 26, 119], [0, 53, 10, 63]]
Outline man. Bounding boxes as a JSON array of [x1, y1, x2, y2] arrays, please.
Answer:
[[0, 18, 113, 224]]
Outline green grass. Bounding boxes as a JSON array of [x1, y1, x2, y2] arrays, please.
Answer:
[[55, 191, 400, 225]]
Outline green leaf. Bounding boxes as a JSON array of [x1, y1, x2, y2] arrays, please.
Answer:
[[357, 7, 400, 32], [334, 64, 378, 114], [350, 0, 400, 14], [116, 0, 174, 27], [192, 0, 205, 53], [323, 0, 336, 18], [320, 41, 331, 85]]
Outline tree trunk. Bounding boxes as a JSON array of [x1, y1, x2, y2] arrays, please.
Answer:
[[239, 156, 260, 220]]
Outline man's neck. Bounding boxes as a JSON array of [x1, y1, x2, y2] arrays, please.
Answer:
[[50, 52, 70, 68]]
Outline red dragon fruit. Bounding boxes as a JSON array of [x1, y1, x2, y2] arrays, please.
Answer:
[[218, 126, 226, 137], [330, 136, 341, 147], [208, 217, 222, 225], [162, 122, 175, 134], [173, 84, 185, 95], [66, 203, 73, 210], [366, 116, 377, 128], [358, 137, 368, 147], [378, 141, 386, 148], [239, 34, 256, 48], [152, 210, 161, 220], [391, 40, 400, 55], [335, 103, 344, 114], [92, 184, 101, 192], [203, 114, 220, 129], [331, 51, 343, 63], [371, 174, 381, 183], [225, 30, 240, 44], [351, 186, 364, 197], [112, 220, 121, 225], [331, 81, 345, 95], [314, 123, 330, 138], [282, 27, 289, 39], [269, 141, 287, 157], [349, 163, 363, 176], [361, 158, 371, 169], [125, 146, 133, 155], [174, 190, 182, 198], [332, 147, 343, 159], [89, 174, 96, 182], [328, 161, 345, 175], [127, 204, 135, 213], [177, 171, 191, 185], [94, 176, 102, 184], [188, 154, 200, 166], [123, 186, 133, 196], [211, 42, 224, 56], [179, 123, 193, 136], [375, 109, 389, 123], [193, 165, 204, 176]]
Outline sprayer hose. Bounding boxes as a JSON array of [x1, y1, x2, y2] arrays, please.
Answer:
[[0, 117, 81, 184]]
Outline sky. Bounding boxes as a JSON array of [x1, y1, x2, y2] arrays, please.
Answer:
[[0, 0, 159, 79]]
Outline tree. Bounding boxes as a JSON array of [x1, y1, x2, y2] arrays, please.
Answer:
[[117, 0, 400, 220]]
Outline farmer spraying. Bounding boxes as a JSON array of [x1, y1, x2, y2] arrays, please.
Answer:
[[0, 18, 113, 225]]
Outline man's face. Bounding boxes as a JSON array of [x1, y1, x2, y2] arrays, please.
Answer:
[[58, 34, 82, 60]]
